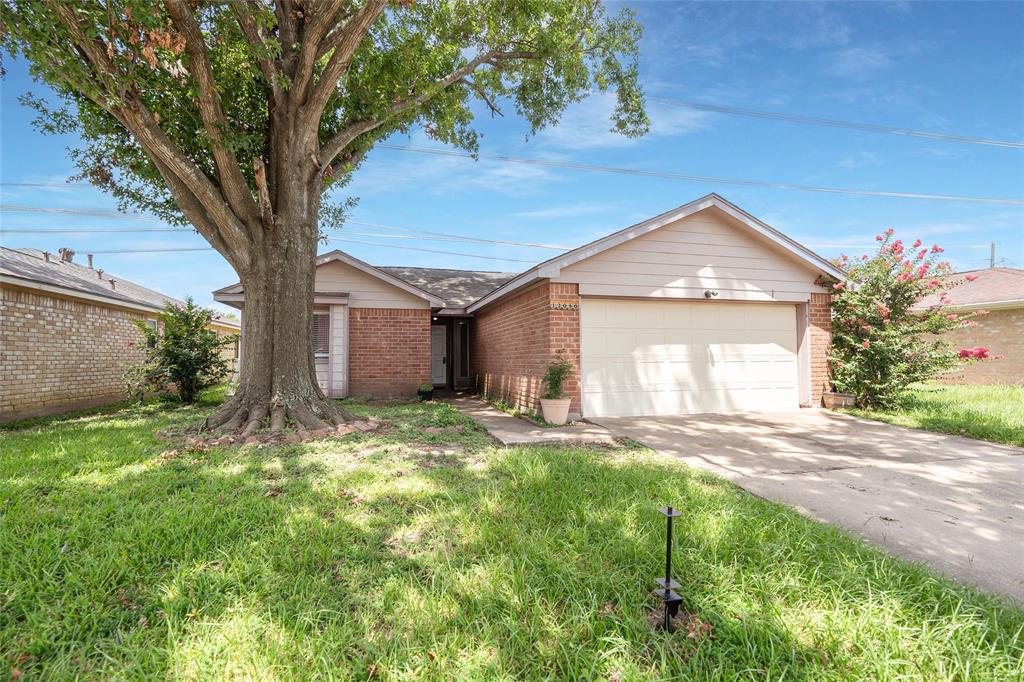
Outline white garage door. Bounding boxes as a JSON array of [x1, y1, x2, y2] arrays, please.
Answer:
[[580, 298, 799, 417]]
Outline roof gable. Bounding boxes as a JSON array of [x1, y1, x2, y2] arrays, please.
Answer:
[[212, 249, 446, 307], [467, 194, 847, 312]]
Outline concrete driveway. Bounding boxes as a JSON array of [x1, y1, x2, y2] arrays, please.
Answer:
[[594, 410, 1024, 602]]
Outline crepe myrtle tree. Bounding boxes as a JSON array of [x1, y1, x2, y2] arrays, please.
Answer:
[[1, 1, 648, 435], [826, 229, 990, 408]]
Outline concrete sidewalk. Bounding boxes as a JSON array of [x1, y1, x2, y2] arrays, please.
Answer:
[[449, 397, 616, 446]]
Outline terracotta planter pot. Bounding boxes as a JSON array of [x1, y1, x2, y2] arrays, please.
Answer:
[[540, 398, 572, 425], [822, 391, 856, 408]]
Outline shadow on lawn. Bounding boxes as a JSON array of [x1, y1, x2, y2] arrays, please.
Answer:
[[1, 401, 1021, 680]]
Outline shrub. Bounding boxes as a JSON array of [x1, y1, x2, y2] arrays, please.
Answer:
[[827, 230, 989, 408], [127, 298, 236, 404], [541, 351, 574, 400]]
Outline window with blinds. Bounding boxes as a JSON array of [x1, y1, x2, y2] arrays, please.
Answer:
[[312, 313, 330, 357]]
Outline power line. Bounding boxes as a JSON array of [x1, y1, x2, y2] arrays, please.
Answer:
[[0, 204, 159, 220], [0, 206, 572, 250], [648, 97, 1024, 149], [88, 247, 213, 254], [346, 219, 572, 250], [329, 237, 537, 263], [377, 144, 1024, 206]]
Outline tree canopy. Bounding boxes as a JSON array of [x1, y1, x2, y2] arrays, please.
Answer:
[[2, 0, 648, 268]]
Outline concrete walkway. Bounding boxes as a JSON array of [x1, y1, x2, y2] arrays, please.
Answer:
[[594, 410, 1024, 602], [449, 397, 616, 446]]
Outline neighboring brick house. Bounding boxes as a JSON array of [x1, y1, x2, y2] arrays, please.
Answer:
[[916, 267, 1024, 385], [0, 247, 240, 422], [214, 194, 844, 418]]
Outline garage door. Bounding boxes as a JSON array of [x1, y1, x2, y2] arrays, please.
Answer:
[[580, 298, 799, 417]]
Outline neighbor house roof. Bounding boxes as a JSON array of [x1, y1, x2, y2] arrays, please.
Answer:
[[465, 193, 849, 313], [916, 267, 1024, 311], [0, 246, 239, 328], [377, 267, 516, 308]]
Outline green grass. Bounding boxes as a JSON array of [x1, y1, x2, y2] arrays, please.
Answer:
[[1, 397, 1022, 680], [845, 383, 1024, 447]]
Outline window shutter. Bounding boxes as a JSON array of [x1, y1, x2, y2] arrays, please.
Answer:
[[312, 313, 329, 355]]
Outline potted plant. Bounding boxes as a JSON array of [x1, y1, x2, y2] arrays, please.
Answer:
[[417, 381, 435, 402], [821, 381, 856, 408], [539, 352, 574, 425]]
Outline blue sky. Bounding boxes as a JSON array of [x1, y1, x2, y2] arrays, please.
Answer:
[[2, 1, 1022, 313]]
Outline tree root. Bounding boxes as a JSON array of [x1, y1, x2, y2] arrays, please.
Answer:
[[198, 390, 374, 445]]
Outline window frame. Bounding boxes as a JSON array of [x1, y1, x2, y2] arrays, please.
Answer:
[[312, 311, 330, 359]]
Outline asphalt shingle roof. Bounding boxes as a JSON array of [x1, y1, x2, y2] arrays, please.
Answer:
[[1, 247, 238, 327], [917, 267, 1024, 309], [378, 266, 518, 308]]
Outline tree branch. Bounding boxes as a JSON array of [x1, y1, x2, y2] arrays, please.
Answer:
[[304, 0, 387, 117], [289, 0, 346, 106], [228, 0, 283, 105], [50, 2, 253, 263], [318, 49, 505, 167], [165, 0, 261, 228]]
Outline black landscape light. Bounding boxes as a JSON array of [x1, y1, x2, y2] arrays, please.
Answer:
[[652, 506, 684, 631]]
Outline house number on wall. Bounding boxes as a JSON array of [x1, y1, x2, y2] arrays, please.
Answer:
[[550, 303, 579, 311]]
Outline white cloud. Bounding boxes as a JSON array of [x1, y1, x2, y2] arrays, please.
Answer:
[[537, 93, 709, 150], [828, 46, 894, 80], [510, 202, 621, 221], [838, 151, 882, 168]]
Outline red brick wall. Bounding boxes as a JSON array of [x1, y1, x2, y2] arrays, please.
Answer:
[[472, 281, 582, 416], [935, 307, 1023, 384], [809, 292, 832, 405], [348, 308, 430, 398]]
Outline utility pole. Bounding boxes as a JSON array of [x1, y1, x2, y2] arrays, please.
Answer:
[[990, 242, 996, 269]]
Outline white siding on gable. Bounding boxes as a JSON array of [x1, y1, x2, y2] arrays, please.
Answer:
[[315, 260, 430, 309], [554, 208, 828, 302]]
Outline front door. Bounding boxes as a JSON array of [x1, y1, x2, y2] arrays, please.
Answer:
[[431, 325, 447, 385]]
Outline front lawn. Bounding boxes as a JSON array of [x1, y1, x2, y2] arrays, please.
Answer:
[[844, 383, 1024, 447], [1, 397, 1021, 680]]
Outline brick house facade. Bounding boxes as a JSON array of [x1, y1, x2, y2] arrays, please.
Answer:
[[348, 308, 431, 398], [1, 247, 240, 422], [473, 282, 582, 415], [0, 286, 150, 420], [937, 307, 1023, 384], [808, 293, 833, 406]]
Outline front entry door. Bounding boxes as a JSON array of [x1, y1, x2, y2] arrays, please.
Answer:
[[431, 325, 447, 385]]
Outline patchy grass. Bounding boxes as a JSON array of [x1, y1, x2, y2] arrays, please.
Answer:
[[1, 397, 1021, 680], [845, 383, 1024, 447]]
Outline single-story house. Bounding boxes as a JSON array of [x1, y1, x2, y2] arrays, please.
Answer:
[[214, 193, 845, 418], [916, 267, 1024, 385], [0, 246, 239, 421]]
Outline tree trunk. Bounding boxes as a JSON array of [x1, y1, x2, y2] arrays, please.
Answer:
[[202, 197, 350, 435]]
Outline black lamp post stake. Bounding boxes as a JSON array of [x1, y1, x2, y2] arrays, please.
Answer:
[[653, 506, 684, 631]]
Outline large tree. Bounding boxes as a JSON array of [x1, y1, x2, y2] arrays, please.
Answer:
[[1, 1, 647, 434]]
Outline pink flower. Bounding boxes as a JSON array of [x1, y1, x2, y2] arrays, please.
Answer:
[[883, 318, 890, 325], [947, 313, 959, 321], [964, 274, 978, 282], [861, 254, 869, 261], [862, 324, 873, 331], [994, 354, 1005, 361], [959, 347, 990, 359], [917, 249, 927, 260], [931, 244, 944, 253], [917, 264, 929, 279], [912, 239, 922, 248], [875, 302, 890, 316], [964, 320, 978, 328], [861, 340, 870, 349], [927, 279, 940, 289], [876, 234, 883, 242], [884, 228, 894, 236], [833, 282, 845, 290], [976, 309, 989, 316]]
